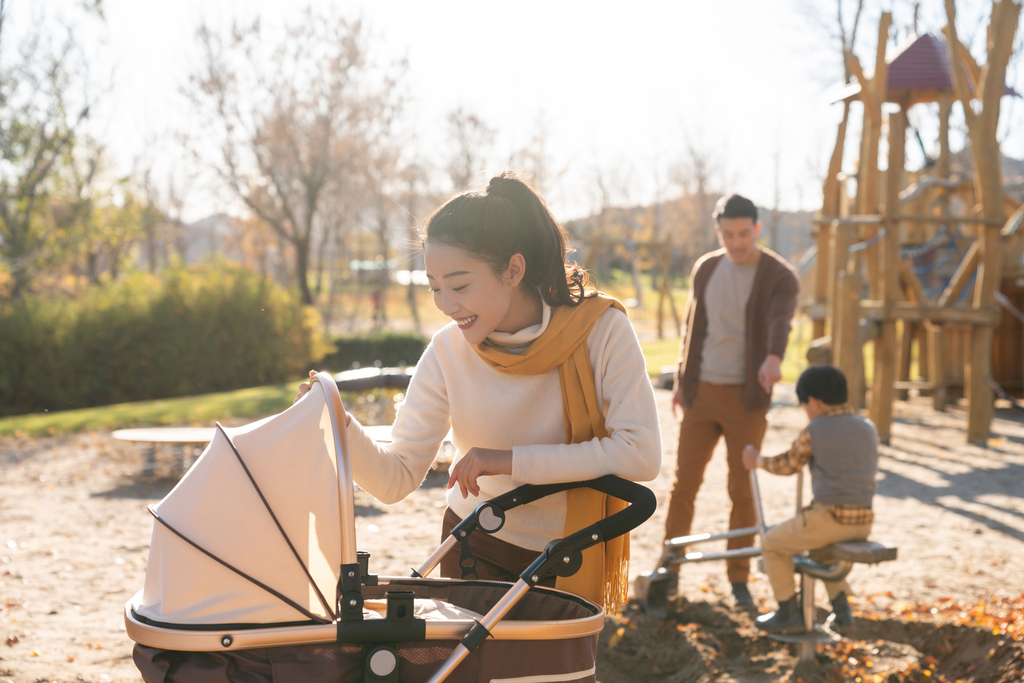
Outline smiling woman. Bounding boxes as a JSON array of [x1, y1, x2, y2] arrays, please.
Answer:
[[299, 172, 662, 612]]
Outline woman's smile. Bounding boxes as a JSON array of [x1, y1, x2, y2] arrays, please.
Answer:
[[455, 315, 478, 328]]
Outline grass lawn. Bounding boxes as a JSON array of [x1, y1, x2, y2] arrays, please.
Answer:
[[0, 382, 303, 438], [1, 317, 815, 438]]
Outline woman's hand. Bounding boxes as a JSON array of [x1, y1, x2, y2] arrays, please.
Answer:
[[294, 370, 319, 404], [294, 370, 352, 425], [447, 447, 513, 499]]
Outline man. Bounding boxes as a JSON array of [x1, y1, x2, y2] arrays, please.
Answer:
[[664, 193, 799, 607]]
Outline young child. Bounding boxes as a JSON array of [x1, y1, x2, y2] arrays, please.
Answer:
[[296, 172, 661, 611], [741, 364, 878, 633]]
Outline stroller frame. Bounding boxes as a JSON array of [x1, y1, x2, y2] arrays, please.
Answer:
[[126, 372, 655, 683]]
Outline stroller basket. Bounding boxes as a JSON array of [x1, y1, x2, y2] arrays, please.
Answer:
[[126, 372, 655, 683]]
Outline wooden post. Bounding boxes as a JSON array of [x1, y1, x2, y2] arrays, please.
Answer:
[[896, 321, 914, 400], [927, 322, 947, 409], [835, 270, 864, 409], [816, 103, 850, 339], [828, 220, 853, 332], [850, 12, 892, 300], [814, 224, 831, 340], [944, 0, 1021, 443], [917, 323, 929, 382], [870, 105, 905, 444]]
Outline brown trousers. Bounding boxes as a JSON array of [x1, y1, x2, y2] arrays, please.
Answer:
[[664, 382, 768, 584], [439, 508, 557, 587]]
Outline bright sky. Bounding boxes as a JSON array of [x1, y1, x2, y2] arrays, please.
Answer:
[[9, 1, 1024, 222]]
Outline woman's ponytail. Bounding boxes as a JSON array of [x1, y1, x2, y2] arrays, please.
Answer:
[[424, 172, 591, 307]]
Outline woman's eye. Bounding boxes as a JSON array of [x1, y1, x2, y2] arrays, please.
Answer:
[[428, 287, 439, 293], [453, 285, 468, 292]]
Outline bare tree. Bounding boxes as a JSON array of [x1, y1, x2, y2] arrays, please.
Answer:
[[185, 9, 401, 305], [509, 113, 565, 199], [670, 133, 723, 270], [445, 107, 495, 192], [0, 2, 93, 298]]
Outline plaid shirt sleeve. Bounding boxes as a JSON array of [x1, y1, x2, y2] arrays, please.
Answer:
[[759, 428, 813, 476]]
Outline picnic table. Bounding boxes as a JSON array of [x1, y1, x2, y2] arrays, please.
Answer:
[[112, 425, 396, 474]]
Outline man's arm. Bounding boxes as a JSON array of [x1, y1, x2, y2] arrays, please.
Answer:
[[742, 428, 812, 475], [757, 264, 800, 395], [766, 265, 800, 360], [674, 260, 703, 418]]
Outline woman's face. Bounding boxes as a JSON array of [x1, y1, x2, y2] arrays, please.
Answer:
[[424, 242, 522, 345]]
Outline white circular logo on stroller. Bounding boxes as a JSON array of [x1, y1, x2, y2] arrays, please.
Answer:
[[478, 507, 502, 532], [369, 648, 397, 676]]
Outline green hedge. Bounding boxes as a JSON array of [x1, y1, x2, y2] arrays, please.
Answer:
[[320, 331, 429, 371], [0, 265, 329, 416]]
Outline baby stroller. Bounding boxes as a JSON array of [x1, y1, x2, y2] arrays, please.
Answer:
[[125, 372, 655, 683]]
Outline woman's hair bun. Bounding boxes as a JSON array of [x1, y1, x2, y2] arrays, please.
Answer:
[[485, 173, 526, 198]]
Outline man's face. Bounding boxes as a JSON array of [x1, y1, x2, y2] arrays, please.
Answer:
[[715, 216, 760, 266]]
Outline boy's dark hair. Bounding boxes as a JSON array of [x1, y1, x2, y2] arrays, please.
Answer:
[[796, 365, 848, 405], [712, 194, 758, 224]]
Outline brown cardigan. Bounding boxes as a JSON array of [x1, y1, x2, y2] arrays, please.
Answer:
[[677, 247, 799, 411]]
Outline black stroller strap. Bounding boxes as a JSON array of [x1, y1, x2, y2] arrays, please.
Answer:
[[147, 505, 331, 624], [215, 423, 337, 621], [458, 536, 478, 580]]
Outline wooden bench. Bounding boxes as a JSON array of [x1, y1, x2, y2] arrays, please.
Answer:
[[113, 424, 396, 475]]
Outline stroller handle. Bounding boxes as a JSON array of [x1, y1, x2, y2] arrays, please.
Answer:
[[454, 474, 654, 539], [417, 476, 655, 580], [519, 476, 656, 585]]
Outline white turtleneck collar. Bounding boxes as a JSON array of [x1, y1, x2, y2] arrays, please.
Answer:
[[485, 299, 551, 353]]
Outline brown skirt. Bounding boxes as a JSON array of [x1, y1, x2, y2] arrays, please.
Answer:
[[440, 508, 557, 587]]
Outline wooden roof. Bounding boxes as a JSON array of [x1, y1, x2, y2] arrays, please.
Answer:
[[832, 33, 1018, 106]]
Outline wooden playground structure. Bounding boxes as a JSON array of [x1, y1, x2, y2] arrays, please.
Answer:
[[803, 6, 1023, 444]]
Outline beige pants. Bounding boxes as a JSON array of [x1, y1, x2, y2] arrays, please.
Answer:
[[762, 503, 872, 602]]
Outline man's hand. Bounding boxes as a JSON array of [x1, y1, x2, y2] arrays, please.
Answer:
[[447, 447, 513, 499], [672, 385, 684, 420], [294, 370, 350, 426], [742, 444, 760, 470], [757, 354, 783, 394]]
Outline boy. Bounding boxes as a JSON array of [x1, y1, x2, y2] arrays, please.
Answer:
[[742, 365, 878, 633]]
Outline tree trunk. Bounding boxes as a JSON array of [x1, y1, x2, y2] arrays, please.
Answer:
[[295, 237, 314, 305]]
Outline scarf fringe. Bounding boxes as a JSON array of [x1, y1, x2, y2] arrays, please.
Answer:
[[602, 553, 630, 615]]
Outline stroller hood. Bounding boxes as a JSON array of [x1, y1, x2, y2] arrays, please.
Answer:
[[136, 379, 352, 626]]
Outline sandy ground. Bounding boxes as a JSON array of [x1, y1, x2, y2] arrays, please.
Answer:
[[1, 385, 1023, 682]]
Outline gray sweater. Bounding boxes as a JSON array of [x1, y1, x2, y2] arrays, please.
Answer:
[[807, 413, 879, 508]]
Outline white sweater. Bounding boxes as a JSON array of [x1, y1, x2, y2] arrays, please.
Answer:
[[346, 303, 662, 551]]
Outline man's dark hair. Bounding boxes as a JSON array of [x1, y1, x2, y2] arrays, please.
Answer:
[[713, 194, 758, 224], [796, 365, 848, 405]]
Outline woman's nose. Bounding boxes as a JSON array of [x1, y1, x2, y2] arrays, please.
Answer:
[[440, 293, 457, 316]]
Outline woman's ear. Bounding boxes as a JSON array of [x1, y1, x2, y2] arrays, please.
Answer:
[[504, 254, 527, 287]]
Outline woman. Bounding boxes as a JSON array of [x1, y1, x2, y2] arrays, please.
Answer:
[[297, 172, 660, 611]]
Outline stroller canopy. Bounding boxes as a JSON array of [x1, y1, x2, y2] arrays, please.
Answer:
[[136, 379, 352, 626]]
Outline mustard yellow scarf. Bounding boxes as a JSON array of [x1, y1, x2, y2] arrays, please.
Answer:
[[472, 292, 629, 612]]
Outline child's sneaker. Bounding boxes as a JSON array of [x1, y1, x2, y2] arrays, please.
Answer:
[[828, 591, 855, 632], [755, 595, 803, 634]]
